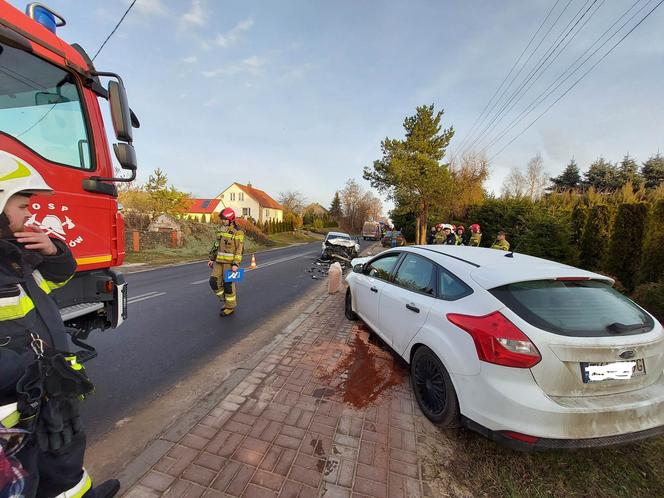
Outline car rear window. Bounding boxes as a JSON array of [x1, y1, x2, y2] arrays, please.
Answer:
[[490, 280, 654, 337]]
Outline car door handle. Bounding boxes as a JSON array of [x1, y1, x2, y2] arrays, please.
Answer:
[[370, 286, 378, 293], [406, 303, 420, 313]]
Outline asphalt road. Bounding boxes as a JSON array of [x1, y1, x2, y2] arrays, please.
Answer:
[[81, 239, 372, 442]]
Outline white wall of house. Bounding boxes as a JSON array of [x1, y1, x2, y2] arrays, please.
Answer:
[[217, 185, 260, 220], [216, 184, 283, 223]]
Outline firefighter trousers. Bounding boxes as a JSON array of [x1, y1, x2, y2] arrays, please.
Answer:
[[209, 262, 237, 309], [17, 431, 89, 497]]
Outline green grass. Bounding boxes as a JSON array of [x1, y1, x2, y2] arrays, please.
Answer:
[[422, 427, 664, 498], [268, 231, 322, 246], [123, 231, 321, 266]]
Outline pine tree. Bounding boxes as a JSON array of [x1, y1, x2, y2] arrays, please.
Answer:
[[329, 192, 343, 220], [641, 154, 664, 189], [549, 159, 581, 190], [618, 154, 643, 189], [579, 204, 611, 270], [583, 158, 621, 191], [606, 203, 648, 292]]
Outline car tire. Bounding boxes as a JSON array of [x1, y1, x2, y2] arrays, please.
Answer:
[[410, 346, 460, 428], [344, 288, 358, 321]]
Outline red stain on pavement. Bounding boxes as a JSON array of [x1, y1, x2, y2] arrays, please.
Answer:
[[315, 324, 406, 408]]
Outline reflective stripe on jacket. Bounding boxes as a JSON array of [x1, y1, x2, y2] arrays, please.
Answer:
[[0, 239, 76, 353], [209, 226, 244, 265], [491, 239, 510, 251]]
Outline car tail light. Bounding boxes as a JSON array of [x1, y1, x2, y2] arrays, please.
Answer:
[[447, 311, 541, 368], [503, 431, 540, 444]]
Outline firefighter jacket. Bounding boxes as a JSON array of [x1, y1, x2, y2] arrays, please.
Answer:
[[444, 234, 457, 245], [469, 232, 482, 247], [0, 238, 75, 356], [433, 232, 445, 244], [491, 239, 510, 251], [209, 225, 244, 265]]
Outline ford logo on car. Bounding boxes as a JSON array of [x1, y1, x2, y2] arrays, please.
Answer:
[[619, 349, 636, 360]]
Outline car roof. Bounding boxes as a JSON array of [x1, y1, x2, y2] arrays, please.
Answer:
[[327, 231, 350, 238], [402, 245, 613, 289]]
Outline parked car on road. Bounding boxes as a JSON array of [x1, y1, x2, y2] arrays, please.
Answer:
[[344, 245, 664, 450], [362, 221, 381, 241], [381, 230, 406, 247]]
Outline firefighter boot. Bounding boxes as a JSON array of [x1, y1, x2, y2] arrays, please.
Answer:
[[85, 479, 120, 498], [220, 308, 235, 317]]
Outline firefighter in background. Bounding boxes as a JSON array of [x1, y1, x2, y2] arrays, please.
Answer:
[[491, 230, 511, 251], [468, 224, 482, 247], [443, 224, 457, 245], [455, 225, 465, 245], [208, 208, 244, 317], [0, 160, 119, 497]]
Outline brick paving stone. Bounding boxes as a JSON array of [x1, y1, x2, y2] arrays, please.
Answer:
[[182, 465, 217, 487], [320, 483, 351, 498], [356, 463, 388, 484], [181, 434, 210, 451], [251, 470, 284, 492], [140, 471, 175, 492], [225, 464, 255, 496], [194, 452, 226, 472], [288, 464, 321, 488], [243, 484, 278, 498], [273, 448, 297, 476], [353, 477, 387, 498], [192, 424, 219, 440]]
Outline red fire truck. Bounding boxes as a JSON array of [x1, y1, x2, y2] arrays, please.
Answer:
[[1, 2, 138, 350]]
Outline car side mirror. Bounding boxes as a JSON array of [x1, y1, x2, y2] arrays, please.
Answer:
[[353, 264, 364, 274]]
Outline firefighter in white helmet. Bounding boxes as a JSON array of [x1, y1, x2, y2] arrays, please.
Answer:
[[0, 152, 120, 497]]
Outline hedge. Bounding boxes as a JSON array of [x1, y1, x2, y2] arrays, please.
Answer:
[[606, 202, 648, 292], [579, 204, 611, 271], [640, 199, 664, 284]]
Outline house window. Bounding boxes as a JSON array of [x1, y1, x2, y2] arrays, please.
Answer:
[[265, 209, 269, 218], [230, 192, 236, 201], [242, 207, 251, 217], [239, 193, 244, 201]]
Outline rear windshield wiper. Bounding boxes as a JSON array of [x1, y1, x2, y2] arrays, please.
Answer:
[[606, 322, 650, 334]]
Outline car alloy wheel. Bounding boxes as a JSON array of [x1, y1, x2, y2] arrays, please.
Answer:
[[345, 288, 358, 321], [411, 346, 460, 427]]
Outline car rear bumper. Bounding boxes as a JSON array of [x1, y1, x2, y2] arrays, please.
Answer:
[[462, 416, 664, 451], [454, 364, 664, 444]]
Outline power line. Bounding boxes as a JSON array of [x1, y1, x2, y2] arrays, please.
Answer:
[[463, 0, 600, 156], [489, 0, 664, 161], [455, 0, 562, 153], [479, 0, 645, 155], [92, 0, 137, 61], [458, 0, 574, 154]]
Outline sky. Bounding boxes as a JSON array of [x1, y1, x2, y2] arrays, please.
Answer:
[[8, 0, 664, 213]]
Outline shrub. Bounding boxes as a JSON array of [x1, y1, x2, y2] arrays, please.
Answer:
[[466, 197, 535, 248], [517, 207, 574, 264], [632, 282, 664, 323], [579, 204, 611, 271], [235, 218, 270, 246], [606, 202, 647, 292], [640, 199, 664, 284], [570, 204, 588, 248]]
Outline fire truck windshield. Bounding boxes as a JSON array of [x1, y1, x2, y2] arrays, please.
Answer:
[[0, 42, 92, 169]]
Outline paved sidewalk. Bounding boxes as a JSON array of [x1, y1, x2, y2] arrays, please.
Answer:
[[123, 288, 440, 498]]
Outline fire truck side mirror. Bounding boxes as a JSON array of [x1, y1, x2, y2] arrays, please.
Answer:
[[108, 80, 133, 143], [113, 143, 137, 172]]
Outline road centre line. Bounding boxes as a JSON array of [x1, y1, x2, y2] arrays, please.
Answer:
[[190, 250, 318, 284], [128, 292, 166, 304], [129, 291, 161, 300]]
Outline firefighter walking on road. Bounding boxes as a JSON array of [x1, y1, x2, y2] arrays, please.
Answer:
[[208, 208, 244, 317]]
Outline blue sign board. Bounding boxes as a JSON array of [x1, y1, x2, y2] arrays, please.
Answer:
[[224, 269, 245, 283]]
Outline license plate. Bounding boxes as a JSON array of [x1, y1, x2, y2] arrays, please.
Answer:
[[581, 359, 646, 383]]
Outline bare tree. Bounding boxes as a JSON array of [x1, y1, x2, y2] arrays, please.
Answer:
[[339, 179, 383, 233], [278, 190, 306, 214], [501, 167, 528, 198], [524, 153, 549, 200], [501, 153, 549, 199], [449, 151, 489, 216]]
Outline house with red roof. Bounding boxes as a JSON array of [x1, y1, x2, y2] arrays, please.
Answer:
[[186, 198, 222, 223], [216, 183, 284, 223]]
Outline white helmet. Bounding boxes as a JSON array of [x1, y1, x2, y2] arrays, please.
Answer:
[[0, 152, 53, 213], [442, 223, 454, 230]]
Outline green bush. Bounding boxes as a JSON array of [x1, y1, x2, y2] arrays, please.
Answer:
[[517, 207, 574, 263], [631, 282, 664, 323], [579, 204, 611, 271], [640, 199, 664, 284], [570, 204, 588, 248], [466, 198, 535, 248], [606, 202, 647, 292]]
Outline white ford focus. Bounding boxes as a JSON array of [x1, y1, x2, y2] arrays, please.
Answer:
[[344, 245, 664, 450]]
